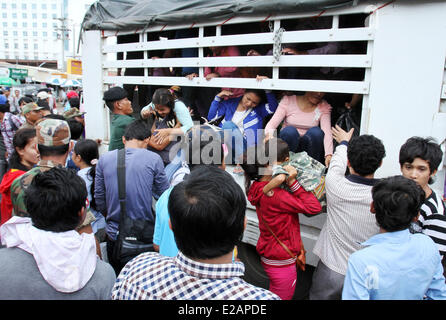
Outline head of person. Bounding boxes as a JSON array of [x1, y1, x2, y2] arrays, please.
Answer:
[[24, 167, 88, 232], [22, 102, 43, 124], [168, 165, 246, 259], [35, 118, 72, 160], [73, 139, 99, 210], [14, 89, 20, 97], [66, 90, 79, 100], [67, 118, 84, 141], [68, 97, 80, 109], [123, 119, 151, 147], [9, 128, 39, 171], [36, 99, 51, 115], [347, 134, 386, 177], [3, 87, 10, 97], [63, 107, 86, 126], [73, 139, 99, 169], [399, 136, 443, 188], [371, 175, 425, 232], [304, 91, 325, 105], [0, 103, 9, 115], [103, 86, 132, 115], [36, 90, 49, 102], [18, 96, 33, 107], [239, 89, 266, 110], [152, 88, 175, 120], [265, 137, 289, 163], [184, 125, 226, 171]]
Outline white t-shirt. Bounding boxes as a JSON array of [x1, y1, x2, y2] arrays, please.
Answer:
[[231, 110, 247, 133]]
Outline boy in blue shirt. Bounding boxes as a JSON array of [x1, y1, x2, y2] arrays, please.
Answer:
[[342, 175, 446, 300]]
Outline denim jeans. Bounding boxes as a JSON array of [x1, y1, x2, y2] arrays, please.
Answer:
[[279, 126, 325, 163], [221, 121, 247, 164]]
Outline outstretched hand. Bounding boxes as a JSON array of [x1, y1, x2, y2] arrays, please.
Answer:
[[331, 125, 354, 144]]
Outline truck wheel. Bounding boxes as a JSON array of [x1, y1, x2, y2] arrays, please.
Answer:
[[237, 242, 269, 289], [237, 242, 316, 300]]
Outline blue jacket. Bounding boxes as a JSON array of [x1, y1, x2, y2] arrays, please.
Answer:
[[207, 91, 278, 146]]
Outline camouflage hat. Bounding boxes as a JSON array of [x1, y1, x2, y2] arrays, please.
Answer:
[[63, 107, 86, 119], [35, 119, 71, 147], [22, 102, 44, 115]]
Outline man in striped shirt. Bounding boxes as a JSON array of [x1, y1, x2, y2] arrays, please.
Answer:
[[399, 137, 446, 275], [309, 125, 386, 300]]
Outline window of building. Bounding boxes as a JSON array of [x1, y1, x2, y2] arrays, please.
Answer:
[[23, 22, 27, 28], [1, 13, 5, 18], [52, 4, 57, 10], [34, 43, 38, 50], [41, 4, 47, 9], [12, 22, 17, 27], [22, 3, 26, 9], [23, 31, 28, 36], [4, 43, 8, 49], [33, 22, 37, 28], [2, 22, 7, 27], [14, 44, 18, 49], [1, 3, 6, 9], [43, 32, 48, 37], [11, 3, 16, 9], [32, 3, 37, 10], [33, 31, 38, 37], [13, 31, 17, 36], [22, 13, 27, 19], [24, 44, 28, 49], [42, 23, 47, 28], [42, 13, 47, 19], [32, 13, 37, 19]]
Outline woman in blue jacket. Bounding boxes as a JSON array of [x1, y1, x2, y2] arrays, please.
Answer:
[[207, 87, 278, 165]]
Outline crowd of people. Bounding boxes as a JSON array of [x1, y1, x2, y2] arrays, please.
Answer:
[[0, 15, 445, 300], [0, 80, 443, 301]]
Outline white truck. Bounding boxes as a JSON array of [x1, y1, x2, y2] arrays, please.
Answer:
[[81, 0, 446, 297]]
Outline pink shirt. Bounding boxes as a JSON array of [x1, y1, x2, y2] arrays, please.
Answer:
[[265, 95, 333, 156], [204, 46, 245, 98]]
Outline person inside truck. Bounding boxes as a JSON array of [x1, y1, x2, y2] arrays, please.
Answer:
[[241, 141, 322, 300], [140, 88, 194, 160], [399, 136, 446, 275], [103, 86, 135, 151], [264, 90, 333, 167], [207, 83, 278, 167]]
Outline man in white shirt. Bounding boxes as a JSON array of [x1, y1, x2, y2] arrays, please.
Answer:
[[309, 125, 386, 300]]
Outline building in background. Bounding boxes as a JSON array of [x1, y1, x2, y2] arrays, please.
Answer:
[[0, 0, 94, 71]]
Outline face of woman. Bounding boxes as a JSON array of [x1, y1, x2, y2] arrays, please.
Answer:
[[306, 91, 325, 105], [241, 93, 261, 109], [155, 104, 172, 118], [18, 137, 39, 167]]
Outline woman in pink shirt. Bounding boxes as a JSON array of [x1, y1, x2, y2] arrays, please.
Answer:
[[265, 91, 333, 167]]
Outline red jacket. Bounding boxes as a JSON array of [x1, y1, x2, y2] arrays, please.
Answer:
[[248, 180, 322, 262], [0, 169, 26, 225]]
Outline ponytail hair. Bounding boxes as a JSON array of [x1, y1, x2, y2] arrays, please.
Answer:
[[73, 139, 99, 210]]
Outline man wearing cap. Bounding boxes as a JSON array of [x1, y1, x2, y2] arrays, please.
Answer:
[[19, 102, 44, 130], [103, 86, 135, 151], [64, 107, 86, 127], [9, 119, 98, 251]]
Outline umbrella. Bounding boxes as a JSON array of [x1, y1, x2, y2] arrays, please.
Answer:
[[0, 77, 18, 86], [46, 77, 65, 86], [61, 79, 82, 87]]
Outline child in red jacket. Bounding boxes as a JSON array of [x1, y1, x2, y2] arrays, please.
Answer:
[[241, 138, 322, 300]]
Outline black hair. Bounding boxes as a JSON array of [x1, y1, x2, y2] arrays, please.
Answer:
[[105, 100, 115, 112], [8, 128, 37, 171], [67, 118, 84, 140], [24, 167, 87, 232], [347, 134, 386, 176], [185, 126, 225, 170], [244, 89, 266, 105], [240, 144, 268, 194], [152, 88, 175, 110], [372, 175, 425, 232], [38, 144, 70, 157], [18, 96, 33, 106], [399, 137, 443, 183], [68, 97, 80, 109], [0, 103, 10, 113], [123, 119, 151, 141], [43, 114, 65, 120], [74, 139, 99, 210], [168, 165, 246, 259], [265, 137, 289, 163], [36, 99, 51, 111]]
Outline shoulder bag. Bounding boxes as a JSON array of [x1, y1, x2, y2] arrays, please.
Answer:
[[112, 148, 155, 266], [260, 215, 306, 271]]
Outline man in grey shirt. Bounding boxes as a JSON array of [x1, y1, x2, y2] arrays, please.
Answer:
[[0, 167, 116, 300]]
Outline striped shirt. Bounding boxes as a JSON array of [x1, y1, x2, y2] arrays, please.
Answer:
[[313, 143, 380, 275], [416, 190, 446, 256], [112, 251, 280, 300]]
